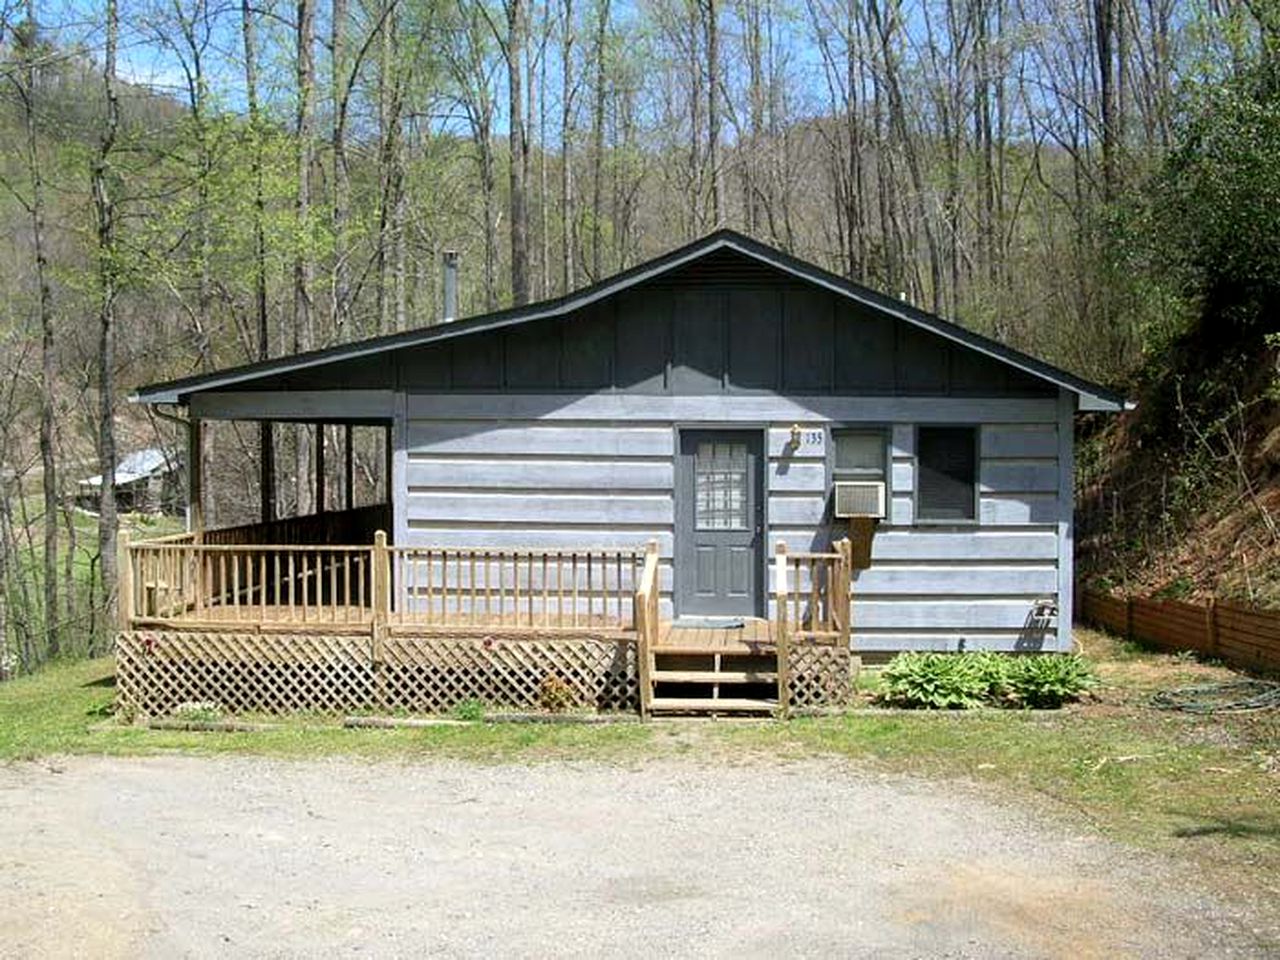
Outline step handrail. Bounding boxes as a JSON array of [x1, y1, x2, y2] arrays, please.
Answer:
[[633, 540, 661, 719]]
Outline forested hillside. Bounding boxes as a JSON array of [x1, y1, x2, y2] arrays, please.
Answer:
[[1077, 42, 1280, 608], [1, 0, 1277, 675]]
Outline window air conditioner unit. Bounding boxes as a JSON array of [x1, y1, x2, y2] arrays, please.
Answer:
[[833, 481, 886, 519]]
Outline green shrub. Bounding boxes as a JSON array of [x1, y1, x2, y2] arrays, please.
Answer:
[[878, 653, 989, 709], [1005, 654, 1096, 709], [877, 652, 1095, 710], [970, 652, 1016, 705]]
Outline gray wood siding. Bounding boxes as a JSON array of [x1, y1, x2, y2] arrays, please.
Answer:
[[400, 393, 1070, 650], [845, 418, 1066, 650], [402, 416, 679, 619]]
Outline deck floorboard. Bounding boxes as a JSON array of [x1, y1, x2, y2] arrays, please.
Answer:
[[653, 618, 776, 654]]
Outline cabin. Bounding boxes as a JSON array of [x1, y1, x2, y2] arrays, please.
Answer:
[[117, 230, 1125, 719], [76, 447, 184, 516]]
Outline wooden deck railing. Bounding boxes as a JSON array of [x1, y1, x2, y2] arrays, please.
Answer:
[[388, 544, 645, 630], [776, 541, 852, 643], [775, 539, 852, 715], [633, 541, 661, 718], [121, 504, 391, 627], [201, 503, 391, 547], [124, 540, 376, 626], [122, 528, 644, 634]]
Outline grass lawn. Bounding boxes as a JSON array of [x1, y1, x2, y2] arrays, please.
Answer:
[[2, 628, 1277, 908]]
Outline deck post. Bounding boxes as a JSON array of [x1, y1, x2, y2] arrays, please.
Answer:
[[344, 423, 354, 510], [835, 538, 853, 650], [315, 422, 326, 514], [775, 542, 790, 718], [260, 421, 275, 523], [383, 423, 393, 505], [187, 417, 204, 542], [372, 529, 390, 709], [117, 531, 133, 631]]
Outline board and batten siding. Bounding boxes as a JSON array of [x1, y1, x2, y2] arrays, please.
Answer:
[[395, 390, 1072, 651]]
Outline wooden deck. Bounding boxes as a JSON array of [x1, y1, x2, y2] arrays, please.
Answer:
[[655, 618, 777, 653], [122, 525, 853, 717]]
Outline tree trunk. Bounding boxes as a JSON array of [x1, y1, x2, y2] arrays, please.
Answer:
[[560, 0, 576, 292], [871, 0, 942, 311], [702, 0, 722, 226], [0, 487, 10, 678], [590, 0, 609, 279], [537, 25, 549, 299], [508, 0, 530, 304], [294, 0, 315, 516], [20, 3, 59, 658], [376, 0, 406, 331], [1094, 0, 1116, 202], [242, 0, 275, 521], [94, 0, 121, 627], [332, 0, 351, 330]]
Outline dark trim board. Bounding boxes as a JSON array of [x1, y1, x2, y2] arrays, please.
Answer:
[[133, 230, 1128, 412]]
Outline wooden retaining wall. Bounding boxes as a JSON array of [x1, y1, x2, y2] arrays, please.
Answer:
[[1078, 590, 1280, 674]]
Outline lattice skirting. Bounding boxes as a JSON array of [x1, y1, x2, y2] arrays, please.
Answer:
[[116, 630, 638, 717], [788, 642, 854, 709]]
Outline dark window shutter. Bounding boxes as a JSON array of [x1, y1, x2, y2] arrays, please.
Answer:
[[918, 427, 976, 521]]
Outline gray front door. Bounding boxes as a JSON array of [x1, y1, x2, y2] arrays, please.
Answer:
[[676, 430, 764, 616]]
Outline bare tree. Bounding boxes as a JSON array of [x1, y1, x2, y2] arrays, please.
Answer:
[[13, 4, 59, 656], [332, 0, 351, 329], [444, 0, 500, 310], [505, 0, 531, 303], [589, 0, 609, 279], [559, 0, 577, 292], [242, 0, 275, 521], [93, 0, 121, 625], [700, 0, 722, 226], [294, 0, 316, 514]]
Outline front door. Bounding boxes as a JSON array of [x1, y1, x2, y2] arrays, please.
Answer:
[[676, 430, 764, 617]]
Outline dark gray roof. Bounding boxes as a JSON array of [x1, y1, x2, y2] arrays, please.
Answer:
[[132, 229, 1127, 411]]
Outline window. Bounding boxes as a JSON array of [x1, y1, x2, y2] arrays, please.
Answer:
[[917, 426, 977, 522], [694, 440, 749, 530], [832, 430, 886, 481]]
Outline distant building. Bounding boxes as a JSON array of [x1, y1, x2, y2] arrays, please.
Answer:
[[76, 448, 184, 515]]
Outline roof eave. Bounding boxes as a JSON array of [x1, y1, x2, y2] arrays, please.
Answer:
[[1077, 394, 1128, 412]]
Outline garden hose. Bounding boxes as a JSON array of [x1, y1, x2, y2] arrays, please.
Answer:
[[1150, 680, 1280, 714]]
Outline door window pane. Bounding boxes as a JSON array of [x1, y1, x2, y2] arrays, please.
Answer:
[[695, 441, 749, 530]]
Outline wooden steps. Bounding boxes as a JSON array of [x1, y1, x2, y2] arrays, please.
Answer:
[[645, 631, 781, 715], [651, 642, 771, 656], [650, 696, 776, 714], [652, 669, 777, 684]]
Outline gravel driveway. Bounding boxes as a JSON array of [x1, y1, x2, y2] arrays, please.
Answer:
[[0, 754, 1274, 959]]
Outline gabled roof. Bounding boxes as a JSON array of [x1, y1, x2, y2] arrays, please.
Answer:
[[78, 448, 178, 487], [133, 229, 1127, 411]]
